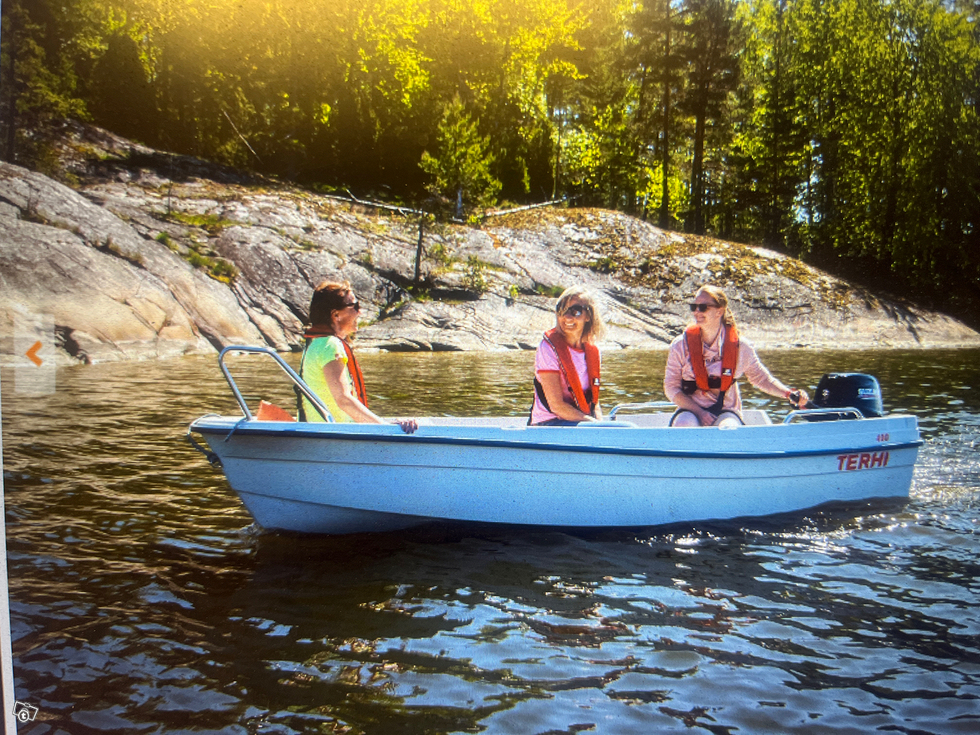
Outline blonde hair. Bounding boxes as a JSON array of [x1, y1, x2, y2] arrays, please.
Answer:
[[696, 284, 737, 327], [555, 286, 605, 343]]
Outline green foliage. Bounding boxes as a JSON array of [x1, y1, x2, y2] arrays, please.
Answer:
[[427, 241, 454, 265], [160, 223, 240, 281], [535, 284, 565, 298], [589, 255, 618, 273], [678, 0, 742, 234], [562, 104, 639, 209], [89, 32, 154, 143], [209, 258, 239, 280], [408, 285, 432, 302], [182, 247, 238, 282], [789, 0, 980, 293], [636, 164, 689, 225], [166, 211, 236, 232], [729, 0, 807, 246], [0, 0, 89, 168], [97, 236, 145, 267], [6, 0, 980, 320], [462, 255, 490, 293], [420, 96, 502, 216]]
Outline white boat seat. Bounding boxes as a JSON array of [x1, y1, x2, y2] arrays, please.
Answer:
[[622, 409, 772, 427], [416, 416, 527, 428], [415, 410, 772, 429], [742, 410, 773, 425]]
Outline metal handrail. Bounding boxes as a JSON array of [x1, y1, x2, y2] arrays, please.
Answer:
[[609, 400, 676, 420], [217, 345, 334, 422], [783, 407, 863, 424]]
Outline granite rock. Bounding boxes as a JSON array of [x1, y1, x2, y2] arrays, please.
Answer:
[[1, 125, 978, 366]]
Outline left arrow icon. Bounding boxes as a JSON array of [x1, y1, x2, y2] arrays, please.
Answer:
[[26, 340, 43, 367]]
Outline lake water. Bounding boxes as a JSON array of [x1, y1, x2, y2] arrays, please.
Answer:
[[3, 348, 979, 734]]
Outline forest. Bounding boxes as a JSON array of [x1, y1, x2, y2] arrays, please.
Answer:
[[2, 0, 979, 321]]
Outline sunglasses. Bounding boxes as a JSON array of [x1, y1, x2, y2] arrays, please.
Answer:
[[561, 305, 590, 318], [343, 300, 361, 312], [689, 302, 718, 313]]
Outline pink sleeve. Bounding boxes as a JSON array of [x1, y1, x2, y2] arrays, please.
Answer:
[[535, 339, 560, 373], [663, 338, 686, 402], [738, 341, 790, 398]]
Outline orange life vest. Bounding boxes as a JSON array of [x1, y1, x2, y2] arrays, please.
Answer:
[[302, 326, 368, 406], [541, 327, 601, 414], [684, 323, 739, 393]]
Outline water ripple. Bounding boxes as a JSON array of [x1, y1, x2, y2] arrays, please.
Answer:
[[4, 350, 980, 733]]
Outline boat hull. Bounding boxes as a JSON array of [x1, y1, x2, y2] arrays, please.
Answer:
[[190, 414, 921, 535]]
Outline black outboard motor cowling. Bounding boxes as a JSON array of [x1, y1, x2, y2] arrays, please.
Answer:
[[811, 373, 884, 418]]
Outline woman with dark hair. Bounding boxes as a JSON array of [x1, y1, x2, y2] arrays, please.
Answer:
[[300, 281, 417, 433], [529, 286, 606, 426], [664, 284, 808, 427]]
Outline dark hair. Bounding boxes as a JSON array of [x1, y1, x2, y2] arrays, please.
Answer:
[[308, 280, 352, 328]]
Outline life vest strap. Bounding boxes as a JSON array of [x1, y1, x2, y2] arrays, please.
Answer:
[[338, 339, 368, 407], [681, 377, 724, 394], [685, 324, 739, 393], [542, 328, 600, 415]]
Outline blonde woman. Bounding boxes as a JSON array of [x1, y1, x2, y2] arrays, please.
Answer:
[[664, 284, 808, 427], [529, 287, 606, 426]]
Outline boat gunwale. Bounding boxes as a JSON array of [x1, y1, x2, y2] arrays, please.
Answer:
[[190, 417, 922, 461]]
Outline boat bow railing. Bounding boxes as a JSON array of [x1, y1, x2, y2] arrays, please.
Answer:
[[218, 345, 334, 422]]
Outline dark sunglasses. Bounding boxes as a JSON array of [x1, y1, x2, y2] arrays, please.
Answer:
[[343, 300, 361, 312], [689, 302, 718, 312], [561, 305, 590, 318]]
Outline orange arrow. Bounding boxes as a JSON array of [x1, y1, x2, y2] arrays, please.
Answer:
[[26, 340, 43, 367]]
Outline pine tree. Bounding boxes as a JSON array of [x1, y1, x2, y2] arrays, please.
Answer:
[[420, 96, 502, 217]]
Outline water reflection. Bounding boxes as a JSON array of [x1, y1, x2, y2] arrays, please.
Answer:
[[3, 348, 980, 733]]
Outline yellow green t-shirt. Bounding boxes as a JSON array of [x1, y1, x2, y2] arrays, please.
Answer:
[[299, 336, 355, 423]]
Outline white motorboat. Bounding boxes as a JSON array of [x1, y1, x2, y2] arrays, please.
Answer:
[[188, 347, 922, 535]]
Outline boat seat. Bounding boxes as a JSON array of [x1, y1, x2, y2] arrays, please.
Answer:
[[612, 409, 773, 428], [742, 410, 773, 425], [416, 416, 527, 428], [415, 410, 772, 429]]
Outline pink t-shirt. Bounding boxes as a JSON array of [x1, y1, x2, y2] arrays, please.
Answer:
[[530, 338, 596, 424]]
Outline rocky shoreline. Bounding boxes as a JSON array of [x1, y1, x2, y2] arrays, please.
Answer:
[[2, 122, 979, 366]]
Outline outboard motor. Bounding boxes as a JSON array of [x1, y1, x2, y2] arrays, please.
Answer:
[[811, 373, 884, 418]]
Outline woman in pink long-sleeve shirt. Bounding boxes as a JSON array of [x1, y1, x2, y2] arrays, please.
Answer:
[[664, 285, 808, 427]]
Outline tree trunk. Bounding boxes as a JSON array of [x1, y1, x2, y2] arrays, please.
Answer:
[[414, 211, 426, 285], [766, 0, 785, 247], [690, 110, 706, 234], [658, 8, 672, 230]]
